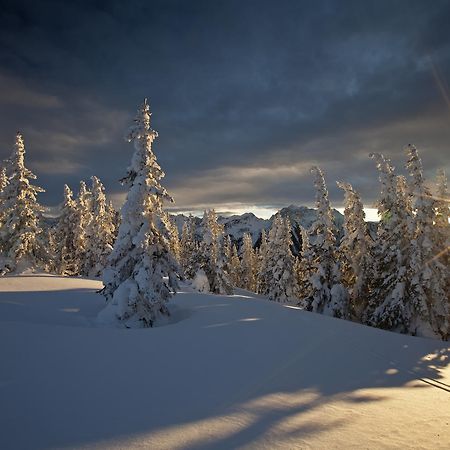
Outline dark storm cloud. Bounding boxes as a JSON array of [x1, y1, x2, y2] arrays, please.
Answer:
[[0, 0, 449, 211]]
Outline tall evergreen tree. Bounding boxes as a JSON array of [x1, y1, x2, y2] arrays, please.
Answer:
[[228, 244, 241, 287], [337, 181, 373, 321], [179, 215, 198, 279], [198, 209, 233, 294], [100, 99, 179, 327], [162, 212, 181, 263], [260, 215, 298, 302], [405, 145, 449, 339], [53, 184, 79, 275], [241, 232, 257, 291], [367, 153, 411, 332], [256, 229, 269, 294], [0, 133, 48, 273], [434, 169, 450, 267], [72, 180, 92, 275], [295, 226, 313, 304], [84, 176, 116, 277], [304, 167, 348, 317]]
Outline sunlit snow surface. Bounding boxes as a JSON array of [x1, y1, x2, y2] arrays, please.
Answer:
[[0, 275, 449, 449]]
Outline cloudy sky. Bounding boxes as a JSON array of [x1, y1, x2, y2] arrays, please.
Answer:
[[0, 0, 449, 218]]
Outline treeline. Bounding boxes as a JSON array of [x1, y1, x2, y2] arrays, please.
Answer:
[[0, 132, 118, 277], [0, 101, 449, 340], [179, 154, 449, 340]]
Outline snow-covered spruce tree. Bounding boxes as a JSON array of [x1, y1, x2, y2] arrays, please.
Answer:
[[100, 99, 179, 328], [434, 169, 450, 267], [72, 180, 92, 275], [256, 228, 269, 294], [241, 232, 257, 291], [295, 225, 313, 305], [197, 209, 233, 294], [366, 154, 412, 332], [53, 184, 79, 275], [83, 176, 116, 277], [179, 215, 199, 279], [260, 214, 298, 302], [228, 244, 241, 287], [337, 181, 373, 321], [223, 234, 232, 267], [303, 167, 348, 317], [0, 133, 49, 273], [162, 212, 181, 263], [405, 145, 449, 339]]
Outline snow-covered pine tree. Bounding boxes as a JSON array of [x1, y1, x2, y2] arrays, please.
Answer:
[[162, 212, 181, 263], [295, 225, 313, 305], [256, 229, 269, 294], [366, 153, 411, 332], [405, 145, 449, 339], [100, 99, 179, 328], [0, 133, 48, 273], [434, 169, 450, 267], [197, 209, 233, 294], [228, 244, 241, 287], [53, 184, 79, 275], [72, 180, 92, 275], [303, 167, 348, 317], [223, 234, 232, 267], [83, 176, 116, 277], [337, 181, 373, 321], [260, 214, 298, 302], [241, 232, 257, 291], [179, 215, 199, 279]]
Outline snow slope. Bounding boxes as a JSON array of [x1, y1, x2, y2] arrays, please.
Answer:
[[0, 275, 449, 450]]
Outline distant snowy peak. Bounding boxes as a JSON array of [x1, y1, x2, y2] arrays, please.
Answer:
[[171, 205, 345, 253], [273, 204, 344, 229], [219, 212, 270, 246]]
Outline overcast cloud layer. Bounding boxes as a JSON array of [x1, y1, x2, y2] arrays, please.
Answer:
[[0, 0, 449, 215]]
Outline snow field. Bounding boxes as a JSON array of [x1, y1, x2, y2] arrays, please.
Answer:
[[1, 275, 449, 449]]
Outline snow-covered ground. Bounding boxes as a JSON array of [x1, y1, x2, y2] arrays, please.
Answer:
[[0, 275, 449, 449]]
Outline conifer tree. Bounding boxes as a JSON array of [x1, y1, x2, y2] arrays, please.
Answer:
[[367, 154, 411, 332], [405, 145, 449, 338], [100, 99, 179, 327], [53, 184, 79, 275], [197, 209, 233, 294], [162, 212, 181, 263], [84, 176, 116, 277], [223, 234, 232, 267], [337, 181, 373, 320], [434, 169, 450, 267], [0, 133, 48, 273], [179, 215, 198, 279], [260, 215, 298, 302], [304, 167, 348, 317], [72, 180, 92, 275], [256, 229, 269, 294], [241, 232, 257, 291], [228, 244, 241, 287], [296, 226, 313, 305]]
